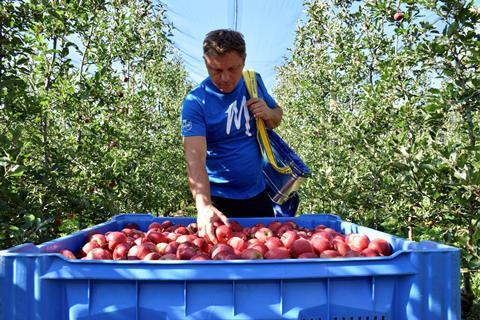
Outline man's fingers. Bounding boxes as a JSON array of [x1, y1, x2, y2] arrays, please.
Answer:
[[217, 212, 230, 227], [198, 226, 205, 238], [207, 226, 217, 244]]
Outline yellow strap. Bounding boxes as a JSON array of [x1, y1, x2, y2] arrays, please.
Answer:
[[243, 70, 292, 174]]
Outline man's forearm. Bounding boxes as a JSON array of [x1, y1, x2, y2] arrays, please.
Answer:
[[186, 162, 212, 210], [183, 136, 212, 210], [265, 106, 283, 129]]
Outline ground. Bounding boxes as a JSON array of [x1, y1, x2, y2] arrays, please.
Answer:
[[465, 301, 480, 320]]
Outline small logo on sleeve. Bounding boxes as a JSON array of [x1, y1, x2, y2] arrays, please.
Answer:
[[182, 119, 193, 132]]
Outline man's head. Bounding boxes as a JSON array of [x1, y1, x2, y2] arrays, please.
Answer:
[[203, 29, 246, 93], [203, 29, 246, 58]]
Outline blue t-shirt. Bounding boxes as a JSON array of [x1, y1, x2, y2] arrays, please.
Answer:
[[181, 73, 277, 199]]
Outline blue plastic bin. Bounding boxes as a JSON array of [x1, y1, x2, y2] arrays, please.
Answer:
[[0, 214, 460, 320]]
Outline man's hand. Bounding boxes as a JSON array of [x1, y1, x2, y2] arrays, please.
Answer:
[[247, 98, 274, 121], [247, 98, 283, 129], [197, 204, 230, 244], [183, 136, 230, 243]]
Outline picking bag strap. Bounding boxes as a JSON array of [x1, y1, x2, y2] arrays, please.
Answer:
[[243, 70, 292, 175]]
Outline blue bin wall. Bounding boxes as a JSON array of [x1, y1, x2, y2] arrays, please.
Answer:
[[0, 214, 460, 320]]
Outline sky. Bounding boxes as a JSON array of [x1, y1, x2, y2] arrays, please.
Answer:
[[65, 0, 479, 92], [159, 0, 480, 92], [159, 0, 306, 91]]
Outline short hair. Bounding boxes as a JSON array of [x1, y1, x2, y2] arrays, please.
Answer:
[[203, 29, 246, 58]]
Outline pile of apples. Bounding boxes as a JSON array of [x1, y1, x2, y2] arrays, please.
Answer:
[[59, 219, 392, 261]]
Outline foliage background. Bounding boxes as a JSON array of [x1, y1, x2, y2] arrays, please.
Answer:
[[1, 0, 192, 248], [273, 0, 479, 314], [1, 0, 479, 317]]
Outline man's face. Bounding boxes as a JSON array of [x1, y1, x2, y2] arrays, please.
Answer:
[[204, 51, 245, 94]]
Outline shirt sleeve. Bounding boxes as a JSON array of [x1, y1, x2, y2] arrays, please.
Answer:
[[181, 93, 206, 137], [256, 73, 278, 109]]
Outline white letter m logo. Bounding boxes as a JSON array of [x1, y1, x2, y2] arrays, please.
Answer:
[[225, 97, 251, 136]]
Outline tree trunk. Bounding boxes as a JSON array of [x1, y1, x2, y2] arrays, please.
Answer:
[[461, 271, 474, 317]]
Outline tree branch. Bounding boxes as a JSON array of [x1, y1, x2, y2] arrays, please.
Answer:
[[79, 23, 95, 80]]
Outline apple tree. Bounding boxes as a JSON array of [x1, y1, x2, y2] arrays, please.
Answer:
[[0, 0, 192, 248], [275, 0, 479, 310]]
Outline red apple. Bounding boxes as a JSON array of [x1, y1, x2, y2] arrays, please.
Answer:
[[187, 222, 198, 234], [232, 231, 247, 240], [107, 231, 128, 251], [368, 238, 392, 256], [192, 237, 209, 253], [113, 243, 131, 260], [240, 248, 264, 260], [332, 234, 346, 242], [121, 228, 135, 237], [229, 220, 243, 232], [164, 242, 179, 255], [59, 249, 76, 259], [331, 239, 350, 256], [297, 231, 309, 239], [227, 237, 247, 255], [284, 221, 297, 229], [124, 222, 140, 230], [147, 230, 169, 244], [311, 231, 333, 241], [290, 238, 314, 258], [213, 252, 237, 260], [159, 253, 177, 260], [166, 232, 179, 242], [128, 244, 153, 260], [253, 222, 266, 229], [82, 240, 101, 255], [281, 230, 299, 249], [346, 233, 370, 252], [86, 248, 112, 260], [247, 243, 268, 256], [311, 236, 331, 254], [175, 234, 196, 244], [264, 237, 284, 251], [215, 225, 232, 243], [134, 237, 148, 246], [319, 250, 341, 258], [268, 221, 282, 235], [161, 220, 172, 229], [248, 238, 263, 246], [129, 230, 145, 240], [148, 221, 163, 230], [277, 224, 294, 236], [156, 242, 168, 255], [176, 243, 200, 260], [211, 243, 234, 259], [143, 252, 161, 260], [174, 226, 189, 235], [265, 247, 291, 259], [393, 11, 404, 21], [345, 250, 362, 257], [191, 253, 210, 260], [297, 252, 318, 259], [361, 248, 380, 257], [255, 227, 273, 242], [89, 234, 107, 248]]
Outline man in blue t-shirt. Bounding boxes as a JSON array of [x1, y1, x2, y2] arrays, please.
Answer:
[[181, 29, 283, 242]]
